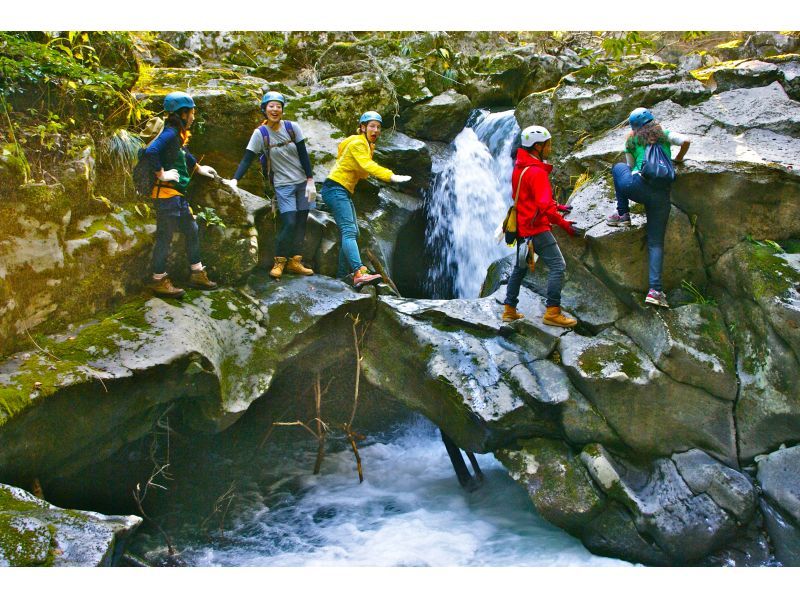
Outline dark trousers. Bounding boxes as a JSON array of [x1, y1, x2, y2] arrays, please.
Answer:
[[612, 163, 672, 292], [151, 197, 200, 274], [504, 230, 566, 308], [275, 210, 309, 257]]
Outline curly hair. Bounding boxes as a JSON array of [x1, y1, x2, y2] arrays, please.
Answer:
[[627, 121, 666, 149]]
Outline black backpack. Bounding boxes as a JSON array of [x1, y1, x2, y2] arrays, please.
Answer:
[[132, 147, 158, 197], [641, 143, 676, 185]]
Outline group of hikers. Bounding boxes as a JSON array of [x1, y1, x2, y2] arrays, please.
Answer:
[[141, 90, 690, 330]]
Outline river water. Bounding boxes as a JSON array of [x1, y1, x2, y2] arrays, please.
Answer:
[[131, 416, 629, 567]]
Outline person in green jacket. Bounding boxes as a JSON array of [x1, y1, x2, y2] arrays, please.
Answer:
[[320, 111, 411, 288]]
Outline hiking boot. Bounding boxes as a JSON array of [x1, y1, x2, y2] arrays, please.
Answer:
[[269, 256, 287, 279], [606, 212, 631, 227], [189, 268, 218, 290], [151, 276, 185, 299], [352, 266, 381, 289], [285, 255, 313, 276], [645, 289, 669, 308], [542, 305, 577, 328], [502, 305, 525, 322]]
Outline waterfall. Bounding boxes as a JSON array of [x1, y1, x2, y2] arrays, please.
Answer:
[[424, 109, 520, 299]]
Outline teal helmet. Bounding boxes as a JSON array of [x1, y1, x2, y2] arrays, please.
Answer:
[[629, 107, 654, 130], [261, 91, 286, 110], [163, 91, 195, 113], [359, 111, 382, 125]]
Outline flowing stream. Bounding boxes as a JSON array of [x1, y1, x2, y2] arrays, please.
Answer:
[[424, 109, 519, 299], [130, 416, 629, 567]]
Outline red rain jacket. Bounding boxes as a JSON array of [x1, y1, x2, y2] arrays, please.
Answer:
[[511, 148, 572, 238]]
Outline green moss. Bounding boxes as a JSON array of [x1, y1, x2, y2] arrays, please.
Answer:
[[579, 341, 644, 379], [715, 39, 744, 50], [745, 244, 798, 301]]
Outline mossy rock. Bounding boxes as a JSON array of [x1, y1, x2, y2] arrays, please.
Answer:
[[496, 437, 606, 535]]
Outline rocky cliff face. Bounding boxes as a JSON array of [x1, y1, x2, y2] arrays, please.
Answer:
[[1, 31, 799, 566]]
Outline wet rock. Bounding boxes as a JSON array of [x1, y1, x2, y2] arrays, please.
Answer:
[[581, 503, 671, 566], [361, 293, 563, 453], [560, 328, 737, 464], [580, 444, 743, 563], [373, 131, 432, 189], [759, 498, 800, 566], [742, 32, 800, 59], [616, 304, 738, 400], [672, 449, 756, 522], [400, 90, 472, 143], [757, 444, 800, 525], [0, 483, 140, 566], [496, 438, 606, 535]]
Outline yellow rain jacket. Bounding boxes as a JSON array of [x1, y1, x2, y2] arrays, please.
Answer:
[[327, 134, 395, 194]]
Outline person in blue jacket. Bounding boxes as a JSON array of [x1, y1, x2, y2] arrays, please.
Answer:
[[144, 91, 219, 298], [226, 91, 317, 280]]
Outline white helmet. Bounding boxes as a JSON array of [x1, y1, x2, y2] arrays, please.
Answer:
[[520, 125, 552, 148]]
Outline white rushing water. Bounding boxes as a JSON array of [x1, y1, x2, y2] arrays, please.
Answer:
[[165, 418, 629, 567], [425, 110, 519, 299]]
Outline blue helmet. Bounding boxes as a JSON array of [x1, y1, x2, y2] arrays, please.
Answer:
[[261, 91, 286, 110], [163, 91, 195, 113], [359, 111, 382, 125], [629, 107, 654, 130]]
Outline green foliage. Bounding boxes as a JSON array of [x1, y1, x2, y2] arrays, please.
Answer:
[[195, 206, 226, 229], [681, 280, 717, 306], [681, 31, 709, 42], [600, 32, 654, 59], [746, 235, 784, 252], [0, 32, 147, 129], [99, 128, 143, 172]]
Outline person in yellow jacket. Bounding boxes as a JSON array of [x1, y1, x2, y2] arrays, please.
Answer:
[[321, 111, 411, 288]]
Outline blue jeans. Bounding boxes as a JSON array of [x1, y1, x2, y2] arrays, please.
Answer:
[[612, 163, 672, 292], [151, 195, 200, 274], [504, 230, 566, 308], [321, 179, 362, 277]]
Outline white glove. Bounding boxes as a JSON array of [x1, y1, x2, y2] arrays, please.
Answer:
[[390, 174, 412, 184], [196, 165, 217, 178], [224, 178, 238, 189], [157, 169, 180, 183], [305, 179, 317, 201]]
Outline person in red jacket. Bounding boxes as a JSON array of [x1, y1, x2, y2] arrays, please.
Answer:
[[502, 125, 578, 328]]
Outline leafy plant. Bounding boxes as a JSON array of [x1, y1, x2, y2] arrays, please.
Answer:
[[681, 280, 717, 306], [601, 32, 654, 59], [195, 206, 226, 229]]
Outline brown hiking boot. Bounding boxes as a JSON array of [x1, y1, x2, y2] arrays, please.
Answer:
[[542, 305, 577, 328], [269, 256, 287, 279], [285, 255, 313, 276], [151, 276, 185, 299], [189, 268, 218, 290], [502, 305, 524, 322]]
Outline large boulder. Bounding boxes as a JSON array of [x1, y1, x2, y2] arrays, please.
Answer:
[[559, 328, 737, 465], [757, 444, 800, 565], [580, 444, 753, 563], [361, 290, 569, 453], [0, 483, 140, 566], [399, 90, 472, 143], [616, 304, 738, 400], [0, 277, 372, 482], [496, 438, 606, 535], [372, 131, 432, 189]]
